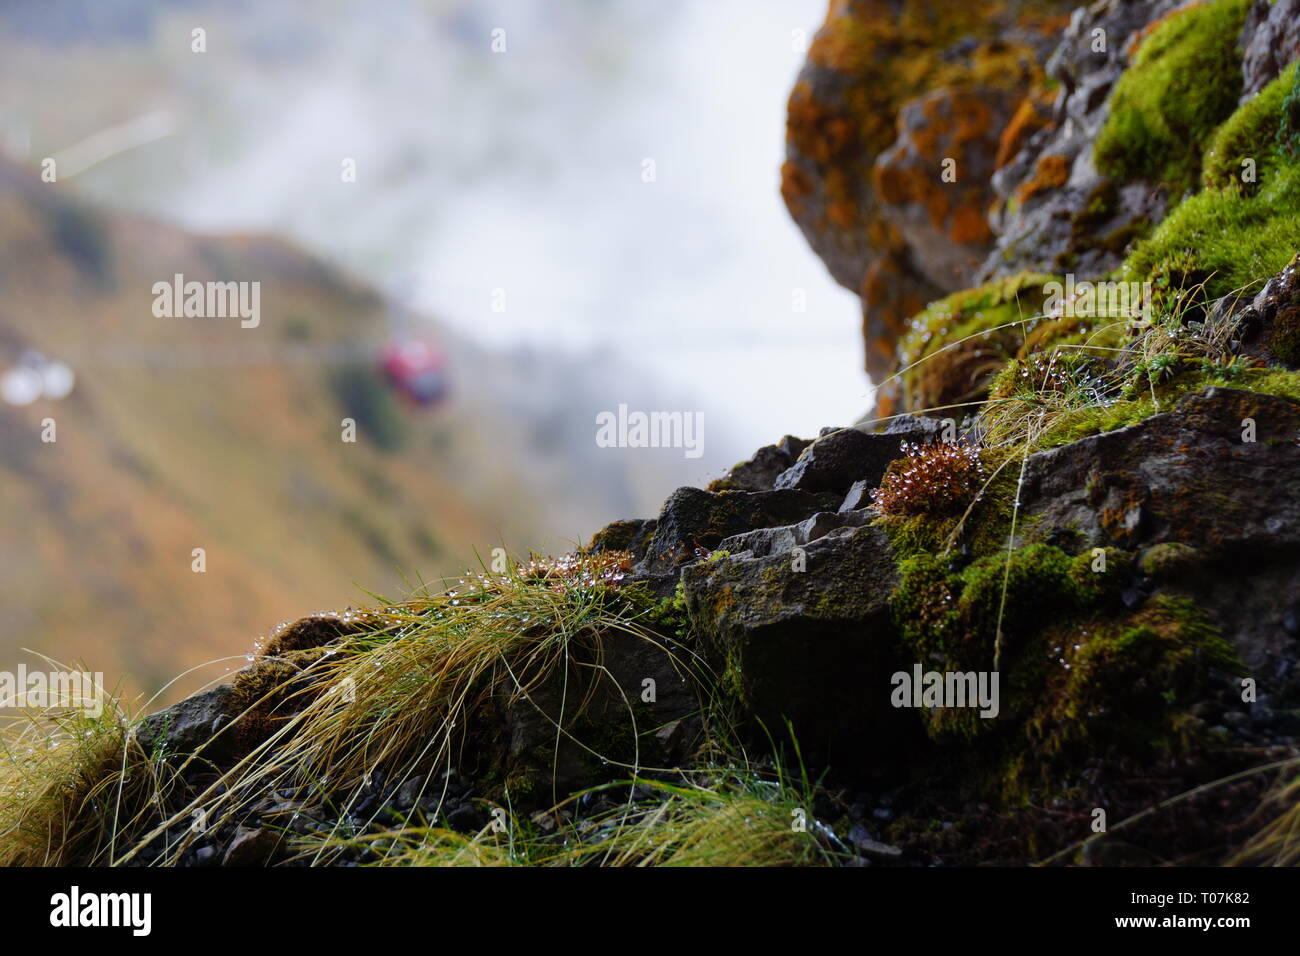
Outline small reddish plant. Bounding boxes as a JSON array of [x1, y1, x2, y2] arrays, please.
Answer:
[[871, 440, 985, 516]]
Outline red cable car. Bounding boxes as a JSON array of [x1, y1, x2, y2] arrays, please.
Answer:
[[381, 338, 448, 406]]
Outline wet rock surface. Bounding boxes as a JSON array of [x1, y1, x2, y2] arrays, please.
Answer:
[[1018, 387, 1300, 709], [682, 523, 906, 768], [773, 427, 910, 495]]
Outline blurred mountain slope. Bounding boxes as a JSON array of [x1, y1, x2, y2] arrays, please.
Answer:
[[0, 158, 708, 701]]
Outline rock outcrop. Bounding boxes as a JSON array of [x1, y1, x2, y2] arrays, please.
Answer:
[[781, 0, 1076, 381], [785, 0, 1300, 413]]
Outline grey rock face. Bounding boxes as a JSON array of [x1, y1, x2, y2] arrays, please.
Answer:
[[981, 0, 1179, 281], [1016, 386, 1300, 708], [136, 684, 242, 760], [682, 523, 910, 768], [638, 486, 842, 575], [717, 509, 876, 559], [1241, 0, 1300, 97], [773, 428, 909, 495], [1018, 387, 1300, 552], [716, 442, 799, 492]]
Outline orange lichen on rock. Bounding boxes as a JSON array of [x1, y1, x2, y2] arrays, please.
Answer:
[[996, 88, 1057, 169], [1016, 153, 1071, 204], [783, 0, 1076, 375]]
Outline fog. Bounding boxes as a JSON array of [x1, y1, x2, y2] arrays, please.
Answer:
[[1, 0, 870, 453]]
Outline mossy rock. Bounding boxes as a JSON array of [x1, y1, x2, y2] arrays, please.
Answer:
[[1202, 62, 1300, 192], [260, 612, 375, 658], [1020, 595, 1240, 768], [588, 518, 657, 559], [1138, 542, 1204, 581], [1093, 0, 1254, 194], [892, 543, 1127, 680], [1269, 303, 1300, 365], [1120, 157, 1300, 315], [895, 272, 1059, 413], [890, 542, 1151, 746]]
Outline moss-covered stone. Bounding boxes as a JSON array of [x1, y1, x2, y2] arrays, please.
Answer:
[[1269, 304, 1300, 365], [1139, 542, 1203, 581], [893, 543, 1078, 674], [588, 518, 657, 559], [1094, 0, 1254, 193], [895, 271, 1057, 412], [1120, 144, 1300, 310], [1203, 62, 1299, 191], [1019, 595, 1240, 769]]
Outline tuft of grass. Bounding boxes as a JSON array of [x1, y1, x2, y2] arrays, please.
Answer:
[[1233, 770, 1300, 866], [298, 753, 845, 868], [0, 687, 178, 866], [586, 782, 834, 867], [561, 747, 843, 868], [304, 822, 534, 867], [115, 551, 709, 866]]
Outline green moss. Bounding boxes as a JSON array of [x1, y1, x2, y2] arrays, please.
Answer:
[[1094, 0, 1253, 193], [622, 582, 691, 641], [1138, 542, 1202, 581], [1203, 62, 1299, 191], [988, 351, 1105, 403], [1271, 306, 1300, 365], [889, 542, 1186, 751], [1236, 367, 1300, 402], [891, 553, 962, 662], [1120, 156, 1300, 308], [1020, 595, 1240, 767], [588, 520, 652, 554], [1066, 547, 1133, 605], [896, 272, 1057, 412], [892, 544, 1081, 677], [1279, 54, 1300, 157], [1027, 364, 1300, 452], [705, 478, 745, 492]]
